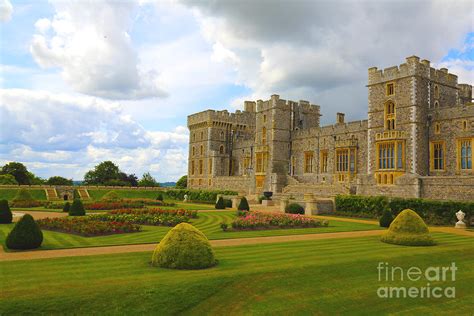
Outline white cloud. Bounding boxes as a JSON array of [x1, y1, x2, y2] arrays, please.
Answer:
[[30, 0, 167, 100], [0, 89, 189, 181], [0, 0, 12, 22], [184, 0, 474, 123]]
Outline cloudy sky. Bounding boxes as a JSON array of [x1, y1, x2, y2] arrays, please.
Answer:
[[0, 0, 473, 181]]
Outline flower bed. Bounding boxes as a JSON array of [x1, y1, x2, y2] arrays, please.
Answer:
[[229, 211, 327, 230], [37, 217, 141, 237], [83, 202, 145, 210], [109, 208, 198, 218]]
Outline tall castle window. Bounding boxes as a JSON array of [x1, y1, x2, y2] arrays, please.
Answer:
[[462, 120, 468, 131], [384, 101, 396, 130], [262, 127, 267, 145], [434, 84, 439, 99], [434, 100, 439, 109], [457, 138, 473, 170], [375, 140, 405, 185], [430, 141, 445, 171], [192, 146, 195, 156], [386, 83, 395, 96], [219, 145, 224, 154], [191, 161, 195, 175], [200, 145, 203, 155], [200, 131, 204, 140], [304, 152, 313, 173], [335, 149, 356, 182], [320, 151, 328, 173], [199, 160, 203, 175], [208, 158, 212, 175], [256, 152, 267, 173], [435, 123, 441, 134]]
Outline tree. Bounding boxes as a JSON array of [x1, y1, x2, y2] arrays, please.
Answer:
[[238, 197, 250, 211], [215, 197, 225, 210], [175, 175, 187, 189], [379, 209, 394, 228], [83, 161, 120, 185], [6, 214, 43, 250], [1, 162, 30, 184], [69, 199, 86, 216], [138, 172, 159, 187], [27, 172, 45, 185], [46, 176, 73, 186], [0, 174, 18, 185], [0, 200, 13, 224]]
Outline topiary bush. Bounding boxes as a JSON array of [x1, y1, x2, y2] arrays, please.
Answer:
[[224, 199, 232, 208], [151, 222, 216, 269], [379, 208, 394, 228], [6, 214, 43, 250], [380, 209, 435, 246], [69, 199, 86, 216], [238, 197, 250, 211], [215, 197, 225, 209], [0, 199, 13, 224], [156, 193, 164, 201], [63, 202, 71, 213], [285, 203, 304, 214], [101, 191, 122, 201]]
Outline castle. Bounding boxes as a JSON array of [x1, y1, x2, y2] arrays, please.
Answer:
[[187, 56, 474, 202]]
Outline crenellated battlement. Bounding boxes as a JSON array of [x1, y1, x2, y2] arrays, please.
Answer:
[[292, 120, 368, 139], [187, 109, 256, 129], [368, 56, 458, 87]]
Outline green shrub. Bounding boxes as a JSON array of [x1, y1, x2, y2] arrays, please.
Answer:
[[224, 199, 233, 208], [69, 199, 86, 216], [151, 223, 216, 269], [220, 223, 228, 231], [335, 195, 389, 217], [156, 193, 164, 201], [236, 210, 248, 217], [285, 203, 304, 214], [6, 214, 43, 249], [0, 199, 13, 224], [238, 197, 250, 211], [164, 189, 237, 203], [215, 197, 225, 210], [101, 191, 122, 201], [258, 195, 268, 203], [379, 209, 394, 228], [322, 220, 329, 227], [63, 202, 70, 213], [0, 174, 18, 185], [380, 209, 435, 246]]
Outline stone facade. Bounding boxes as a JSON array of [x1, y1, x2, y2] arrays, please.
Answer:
[[187, 56, 474, 202]]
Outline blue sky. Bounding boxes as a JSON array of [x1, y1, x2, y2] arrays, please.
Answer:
[[0, 0, 473, 181]]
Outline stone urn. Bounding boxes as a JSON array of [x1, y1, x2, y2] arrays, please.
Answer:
[[455, 210, 466, 229]]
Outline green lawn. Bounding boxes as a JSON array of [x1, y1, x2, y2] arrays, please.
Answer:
[[1, 233, 472, 315], [0, 188, 46, 200], [0, 211, 381, 250], [88, 189, 164, 200]]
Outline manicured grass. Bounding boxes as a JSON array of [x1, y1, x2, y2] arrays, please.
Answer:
[[0, 233, 472, 315], [0, 211, 381, 250], [0, 188, 47, 201], [88, 189, 164, 200]]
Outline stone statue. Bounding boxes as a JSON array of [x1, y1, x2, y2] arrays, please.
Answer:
[[183, 194, 188, 203], [455, 210, 466, 229]]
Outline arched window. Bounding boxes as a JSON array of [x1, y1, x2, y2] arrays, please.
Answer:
[[220, 131, 224, 140], [434, 100, 439, 109], [200, 145, 203, 155], [200, 131, 204, 140], [435, 123, 441, 134], [262, 127, 267, 145], [192, 133, 196, 142], [434, 84, 439, 99], [192, 146, 195, 156], [385, 101, 396, 130], [263, 115, 267, 123], [219, 145, 224, 154], [462, 120, 468, 131]]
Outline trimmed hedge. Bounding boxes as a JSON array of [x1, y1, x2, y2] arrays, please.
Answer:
[[381, 209, 435, 246], [224, 199, 233, 208], [0, 199, 13, 224], [69, 199, 86, 216], [215, 197, 225, 210], [63, 202, 70, 213], [335, 195, 473, 226], [6, 214, 43, 249], [285, 203, 305, 215], [165, 189, 237, 203], [379, 209, 393, 228], [238, 197, 250, 211]]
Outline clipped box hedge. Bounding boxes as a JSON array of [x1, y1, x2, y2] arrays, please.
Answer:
[[335, 195, 473, 226]]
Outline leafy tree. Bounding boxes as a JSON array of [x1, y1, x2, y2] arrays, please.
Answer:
[[125, 173, 138, 187], [1, 162, 31, 184], [27, 172, 45, 185], [175, 175, 187, 189], [6, 214, 43, 250], [83, 161, 120, 185], [138, 172, 159, 187], [0, 174, 18, 185], [46, 176, 73, 186], [0, 200, 13, 224]]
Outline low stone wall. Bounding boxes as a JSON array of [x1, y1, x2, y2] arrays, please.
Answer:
[[212, 176, 252, 193], [356, 174, 421, 199], [420, 176, 474, 201]]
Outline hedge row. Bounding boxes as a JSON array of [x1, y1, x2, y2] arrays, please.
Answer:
[[335, 195, 473, 226], [164, 189, 237, 203]]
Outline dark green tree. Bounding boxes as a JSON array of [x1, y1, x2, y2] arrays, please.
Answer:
[[6, 214, 43, 250], [379, 209, 394, 228], [69, 199, 86, 216], [0, 200, 13, 224], [1, 162, 31, 184], [46, 176, 73, 186], [83, 161, 120, 185], [175, 175, 187, 189], [215, 197, 225, 210], [63, 202, 71, 213], [138, 172, 160, 187], [238, 197, 250, 211], [0, 174, 18, 185]]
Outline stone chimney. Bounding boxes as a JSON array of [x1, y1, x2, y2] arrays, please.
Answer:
[[336, 112, 345, 124]]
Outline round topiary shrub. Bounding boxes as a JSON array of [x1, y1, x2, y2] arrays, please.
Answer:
[[238, 197, 250, 211], [69, 199, 86, 216], [63, 202, 71, 213], [156, 193, 164, 201], [0, 199, 13, 224], [101, 191, 122, 201], [151, 223, 216, 269], [215, 197, 225, 209], [6, 214, 43, 250], [379, 208, 394, 228], [380, 209, 435, 246], [285, 203, 304, 215]]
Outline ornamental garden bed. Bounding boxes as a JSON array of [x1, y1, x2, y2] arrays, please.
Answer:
[[37, 217, 141, 237], [90, 208, 197, 226], [109, 208, 197, 218], [225, 211, 328, 231]]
